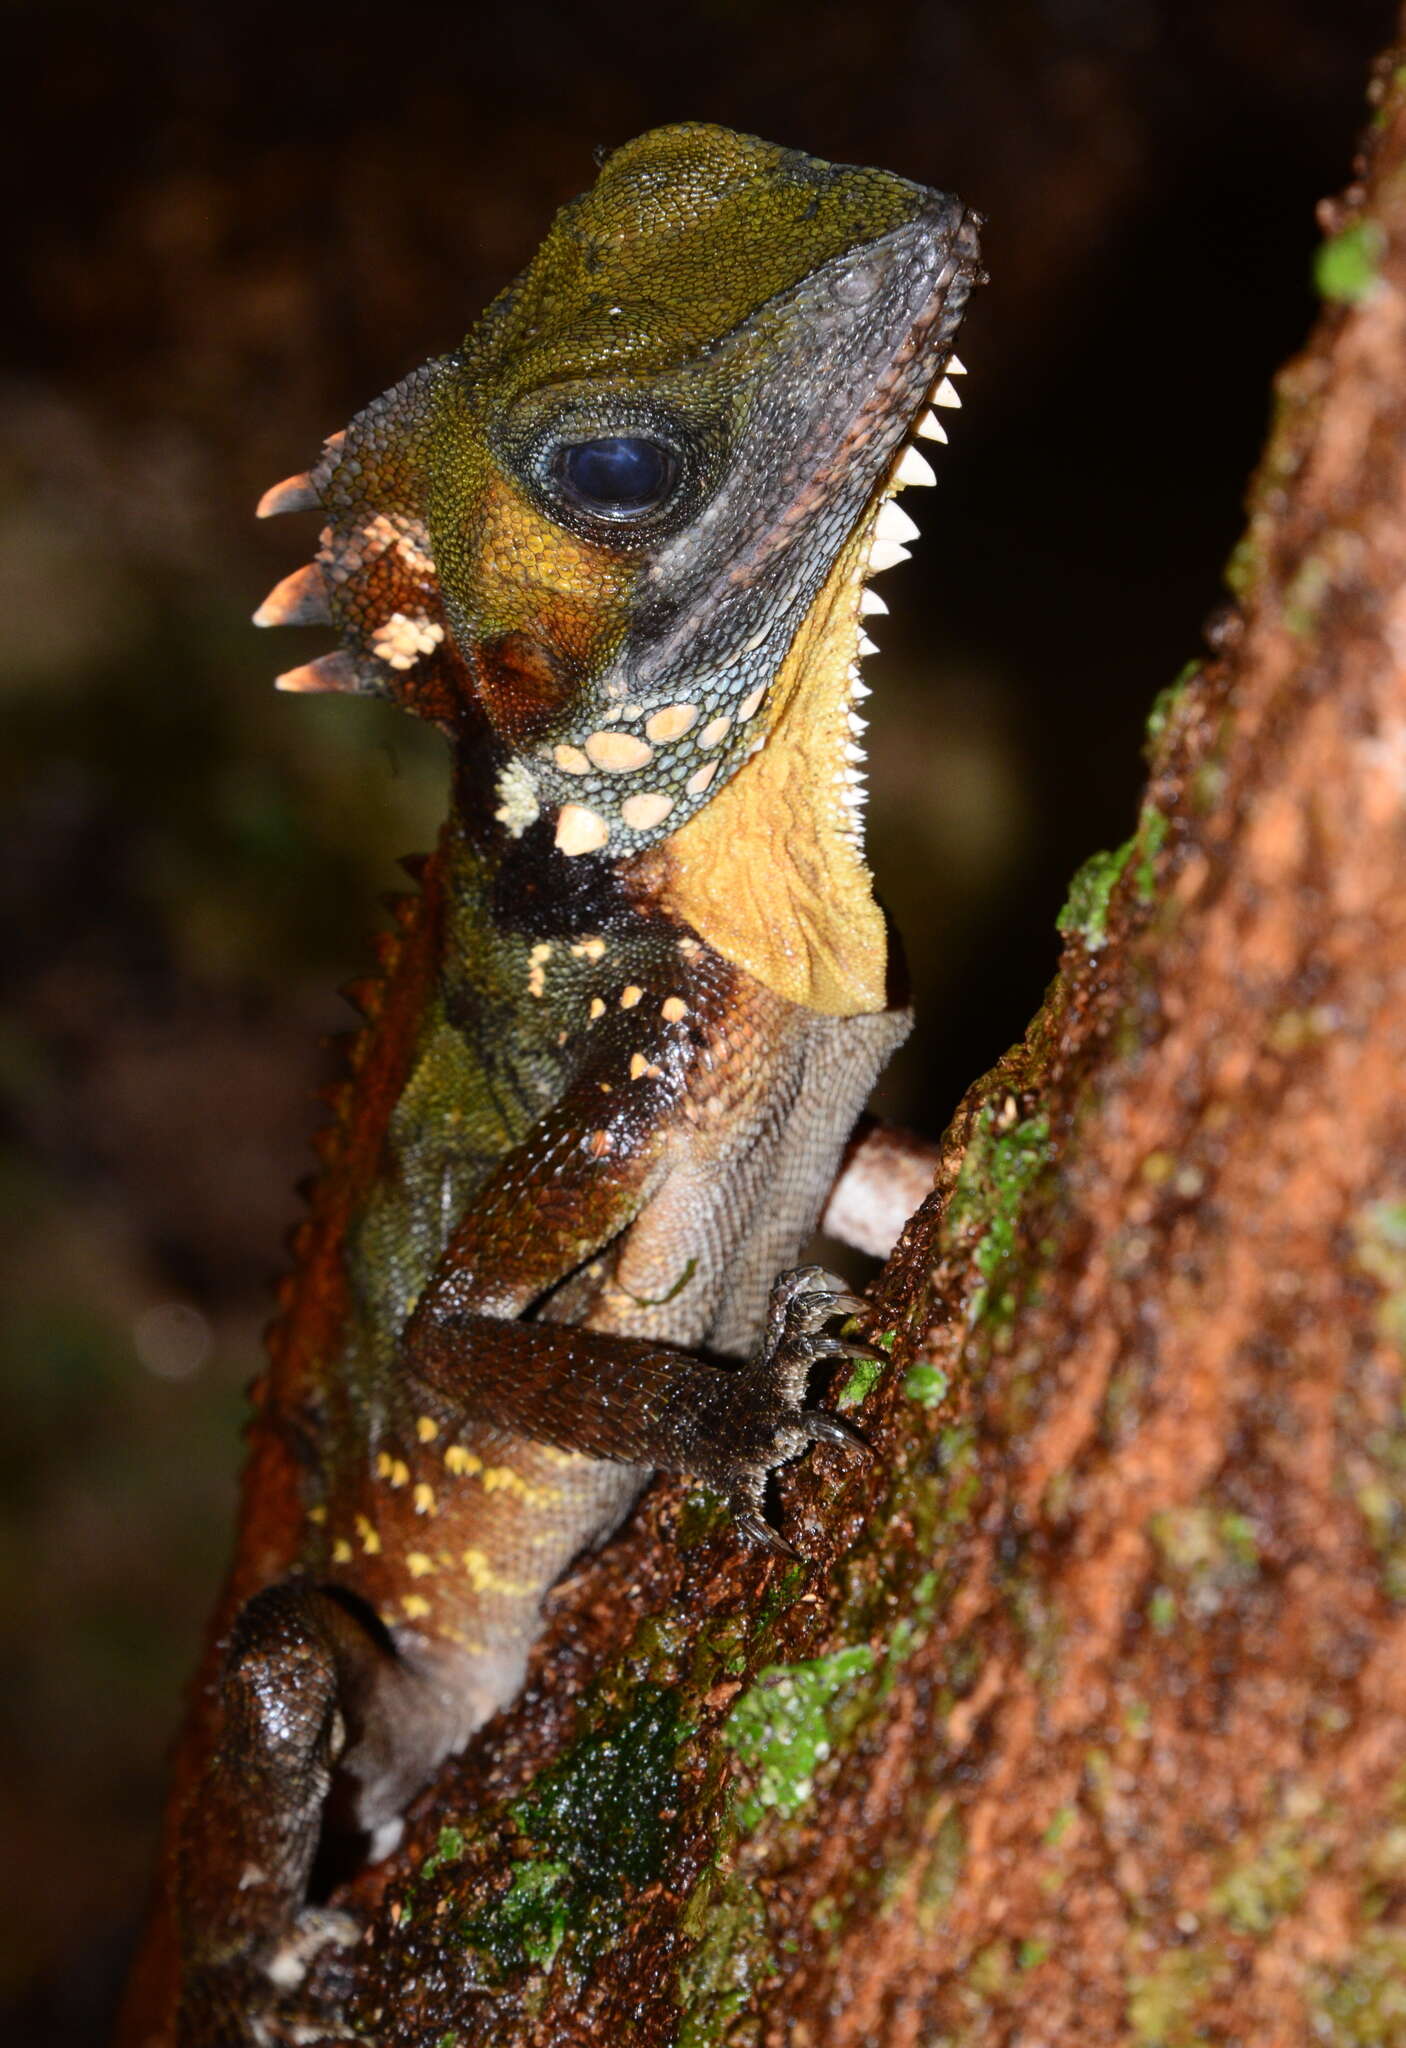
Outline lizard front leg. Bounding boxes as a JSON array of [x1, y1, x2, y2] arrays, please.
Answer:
[[401, 1261, 875, 1556], [392, 1003, 879, 1548]]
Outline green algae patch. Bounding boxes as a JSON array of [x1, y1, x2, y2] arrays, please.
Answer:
[[459, 1857, 573, 1974], [1347, 1201, 1406, 1599], [1210, 1825, 1319, 1935], [839, 1324, 894, 1407], [419, 1826, 467, 1883], [1059, 794, 1170, 949], [838, 1355, 884, 1406], [1148, 1501, 1261, 1621], [1043, 1804, 1076, 1849], [1354, 1198, 1406, 1353], [1225, 533, 1260, 600], [1057, 841, 1132, 948], [1135, 805, 1169, 903], [1315, 219, 1386, 304], [902, 1361, 949, 1409], [1284, 550, 1336, 638], [458, 1687, 687, 1978], [1145, 662, 1199, 761], [876, 1565, 944, 1683], [1128, 1944, 1225, 2046], [678, 1864, 775, 2048], [724, 1645, 876, 1829], [946, 1107, 1054, 1327], [1312, 1928, 1406, 2044], [1207, 1783, 1329, 1940], [515, 1685, 684, 1889]]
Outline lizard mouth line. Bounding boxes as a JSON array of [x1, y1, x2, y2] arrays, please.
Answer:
[[648, 339, 971, 1018], [831, 353, 968, 853]]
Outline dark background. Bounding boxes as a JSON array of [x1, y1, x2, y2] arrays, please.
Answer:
[[1, 0, 1393, 2035]]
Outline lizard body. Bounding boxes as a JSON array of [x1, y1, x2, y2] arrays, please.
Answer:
[[116, 123, 978, 2045]]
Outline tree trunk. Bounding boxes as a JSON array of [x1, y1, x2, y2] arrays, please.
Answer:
[[304, 33, 1406, 2046]]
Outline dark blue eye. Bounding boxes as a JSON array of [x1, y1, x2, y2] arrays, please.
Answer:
[[555, 436, 677, 516]]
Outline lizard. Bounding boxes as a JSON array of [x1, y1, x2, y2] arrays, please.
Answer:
[[115, 121, 980, 2046]]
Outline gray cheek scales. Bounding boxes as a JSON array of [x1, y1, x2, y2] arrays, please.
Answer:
[[531, 351, 966, 861]]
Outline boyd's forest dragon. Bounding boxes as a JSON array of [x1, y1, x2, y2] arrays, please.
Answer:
[[116, 122, 980, 2045]]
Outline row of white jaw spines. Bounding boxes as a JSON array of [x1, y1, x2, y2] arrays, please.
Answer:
[[835, 354, 967, 849]]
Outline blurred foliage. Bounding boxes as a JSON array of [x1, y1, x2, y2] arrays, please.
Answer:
[[0, 0, 1392, 2034]]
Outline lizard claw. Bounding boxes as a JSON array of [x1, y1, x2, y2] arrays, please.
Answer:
[[801, 1411, 871, 1457], [809, 1334, 887, 1365], [715, 1268, 886, 1552], [732, 1507, 801, 1559]]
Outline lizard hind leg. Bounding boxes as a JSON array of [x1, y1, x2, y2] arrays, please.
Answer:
[[175, 1580, 449, 2040]]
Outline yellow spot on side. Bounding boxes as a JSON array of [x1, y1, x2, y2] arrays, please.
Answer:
[[401, 1593, 433, 1620], [444, 1445, 483, 1477], [620, 984, 643, 1009], [375, 1452, 394, 1480], [416, 1415, 439, 1443], [460, 1547, 533, 1596], [699, 714, 732, 748], [355, 1515, 381, 1556], [413, 1482, 437, 1517], [589, 996, 606, 1020], [406, 1552, 436, 1578], [306, 1503, 327, 1524], [390, 1459, 410, 1488], [572, 935, 607, 962], [482, 1465, 563, 1505], [686, 761, 719, 797], [630, 1051, 662, 1081], [553, 744, 590, 774], [332, 1537, 353, 1564], [661, 995, 688, 1022]]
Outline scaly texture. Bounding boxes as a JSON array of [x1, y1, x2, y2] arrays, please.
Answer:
[[116, 124, 979, 2045]]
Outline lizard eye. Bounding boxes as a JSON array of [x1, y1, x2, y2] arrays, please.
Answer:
[[553, 436, 678, 518]]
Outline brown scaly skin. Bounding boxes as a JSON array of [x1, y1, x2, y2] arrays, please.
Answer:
[[116, 124, 980, 2046]]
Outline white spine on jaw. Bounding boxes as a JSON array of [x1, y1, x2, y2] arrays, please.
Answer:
[[549, 355, 966, 860], [834, 354, 966, 851]]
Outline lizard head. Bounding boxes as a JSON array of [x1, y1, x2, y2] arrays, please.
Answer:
[[256, 123, 981, 1013]]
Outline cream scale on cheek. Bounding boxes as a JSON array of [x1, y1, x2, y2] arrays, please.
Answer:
[[536, 356, 969, 1022]]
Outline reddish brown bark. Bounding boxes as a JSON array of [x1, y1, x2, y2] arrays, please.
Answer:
[[277, 31, 1406, 2047]]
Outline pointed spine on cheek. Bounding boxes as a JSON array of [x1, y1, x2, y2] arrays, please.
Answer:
[[275, 651, 361, 695], [256, 472, 320, 519], [254, 563, 333, 628]]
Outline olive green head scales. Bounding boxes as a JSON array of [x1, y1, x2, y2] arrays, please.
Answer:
[[255, 123, 980, 872]]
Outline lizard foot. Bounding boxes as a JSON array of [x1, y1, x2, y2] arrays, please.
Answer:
[[263, 1907, 361, 1994], [724, 1265, 880, 1554], [251, 1909, 367, 2046]]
